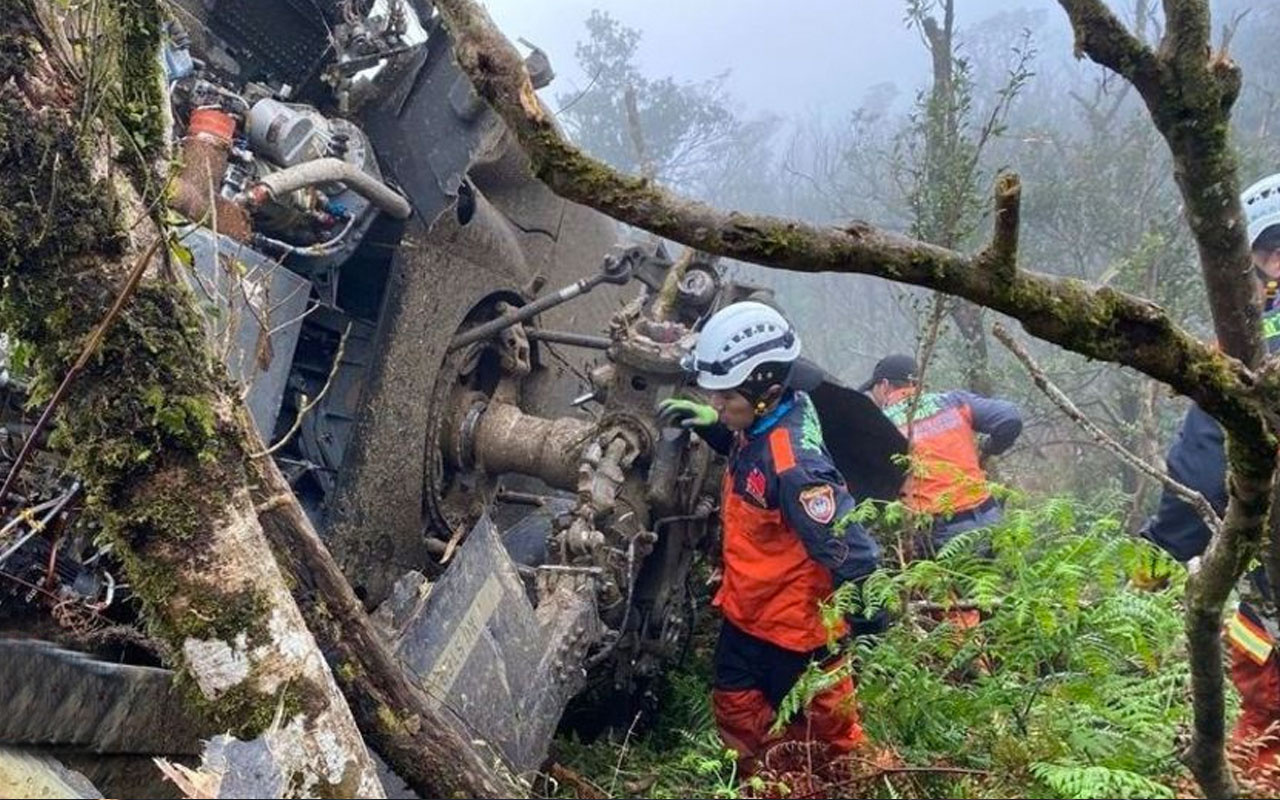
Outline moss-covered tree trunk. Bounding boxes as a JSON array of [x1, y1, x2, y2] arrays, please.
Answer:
[[0, 3, 381, 796]]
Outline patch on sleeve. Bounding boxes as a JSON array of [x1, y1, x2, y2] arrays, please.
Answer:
[[744, 467, 768, 505], [798, 484, 836, 525]]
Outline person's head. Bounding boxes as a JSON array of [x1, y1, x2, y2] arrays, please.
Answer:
[[1244, 173, 1280, 295], [683, 301, 801, 431], [859, 354, 918, 407]]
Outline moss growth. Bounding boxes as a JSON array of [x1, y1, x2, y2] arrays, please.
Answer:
[[177, 672, 308, 741], [111, 0, 167, 159], [336, 660, 364, 683], [0, 6, 296, 745], [376, 703, 404, 733]]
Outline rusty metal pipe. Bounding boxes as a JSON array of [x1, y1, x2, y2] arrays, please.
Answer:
[[171, 108, 251, 241], [526, 329, 611, 350], [470, 402, 592, 491], [447, 252, 633, 353]]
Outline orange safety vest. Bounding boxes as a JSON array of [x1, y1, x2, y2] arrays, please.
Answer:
[[714, 424, 846, 652], [883, 387, 990, 515]]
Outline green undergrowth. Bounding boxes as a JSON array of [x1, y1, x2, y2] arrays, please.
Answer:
[[549, 493, 1202, 799]]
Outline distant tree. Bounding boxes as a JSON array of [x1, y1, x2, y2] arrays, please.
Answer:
[[555, 10, 746, 194], [893, 0, 1035, 396]]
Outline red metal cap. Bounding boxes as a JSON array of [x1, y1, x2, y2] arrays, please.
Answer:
[[188, 107, 236, 143]]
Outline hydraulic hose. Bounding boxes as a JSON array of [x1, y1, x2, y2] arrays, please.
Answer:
[[240, 157, 413, 220]]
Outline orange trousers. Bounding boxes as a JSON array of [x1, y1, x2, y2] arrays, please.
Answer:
[[1228, 637, 1280, 782], [711, 620, 863, 774]]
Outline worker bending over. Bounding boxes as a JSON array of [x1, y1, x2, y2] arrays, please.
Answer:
[[861, 354, 1022, 558]]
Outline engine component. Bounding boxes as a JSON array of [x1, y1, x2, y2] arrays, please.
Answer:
[[241, 156, 412, 220], [245, 97, 318, 166], [457, 400, 591, 491], [170, 107, 252, 241], [447, 248, 636, 352]]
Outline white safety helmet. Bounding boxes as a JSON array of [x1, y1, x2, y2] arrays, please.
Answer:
[[683, 301, 801, 391], [1244, 172, 1280, 249]]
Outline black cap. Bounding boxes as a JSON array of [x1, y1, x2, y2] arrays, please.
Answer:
[[858, 354, 918, 392]]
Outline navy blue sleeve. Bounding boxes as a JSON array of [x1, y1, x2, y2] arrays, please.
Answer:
[[1139, 404, 1226, 562], [777, 456, 881, 584], [695, 423, 735, 456], [949, 390, 1023, 457]]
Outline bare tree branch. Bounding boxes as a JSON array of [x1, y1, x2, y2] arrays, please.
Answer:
[[981, 171, 1020, 281], [994, 322, 1221, 533]]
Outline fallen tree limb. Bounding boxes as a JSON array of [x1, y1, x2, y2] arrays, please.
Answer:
[[993, 322, 1222, 534], [246, 412, 523, 799]]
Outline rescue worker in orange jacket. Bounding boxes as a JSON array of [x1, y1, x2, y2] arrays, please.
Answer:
[[657, 301, 882, 771], [860, 354, 1023, 556], [1140, 171, 1280, 781]]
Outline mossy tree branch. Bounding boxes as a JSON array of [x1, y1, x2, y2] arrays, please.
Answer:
[[432, 0, 1271, 795], [433, 0, 1265, 442]]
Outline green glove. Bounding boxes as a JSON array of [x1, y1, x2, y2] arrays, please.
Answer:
[[657, 397, 719, 429]]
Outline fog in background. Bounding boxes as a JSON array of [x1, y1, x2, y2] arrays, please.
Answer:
[[483, 0, 1067, 120], [477, 0, 1279, 507]]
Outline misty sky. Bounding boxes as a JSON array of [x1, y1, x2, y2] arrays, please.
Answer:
[[481, 0, 1078, 121]]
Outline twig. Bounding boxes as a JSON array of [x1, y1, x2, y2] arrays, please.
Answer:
[[0, 237, 162, 509], [874, 765, 990, 777], [993, 322, 1221, 533], [553, 65, 604, 115], [905, 292, 950, 440], [909, 599, 1001, 615], [624, 83, 656, 182], [608, 711, 642, 798], [546, 763, 607, 800], [250, 322, 351, 458]]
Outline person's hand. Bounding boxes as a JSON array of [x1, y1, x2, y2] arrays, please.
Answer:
[[657, 397, 718, 429]]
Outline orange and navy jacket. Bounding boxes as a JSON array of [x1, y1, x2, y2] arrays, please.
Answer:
[[881, 387, 1022, 515], [708, 391, 881, 653]]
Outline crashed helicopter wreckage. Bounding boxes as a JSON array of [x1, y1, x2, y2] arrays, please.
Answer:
[[0, 0, 909, 795]]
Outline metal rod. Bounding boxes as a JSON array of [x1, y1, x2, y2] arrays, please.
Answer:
[[447, 278, 596, 353], [446, 252, 633, 353], [495, 488, 552, 506], [526, 329, 611, 350], [0, 481, 80, 567]]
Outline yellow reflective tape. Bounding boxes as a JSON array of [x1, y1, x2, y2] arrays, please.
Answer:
[[1227, 611, 1274, 665]]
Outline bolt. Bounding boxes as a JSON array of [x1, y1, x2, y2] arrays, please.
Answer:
[[327, 131, 351, 159]]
